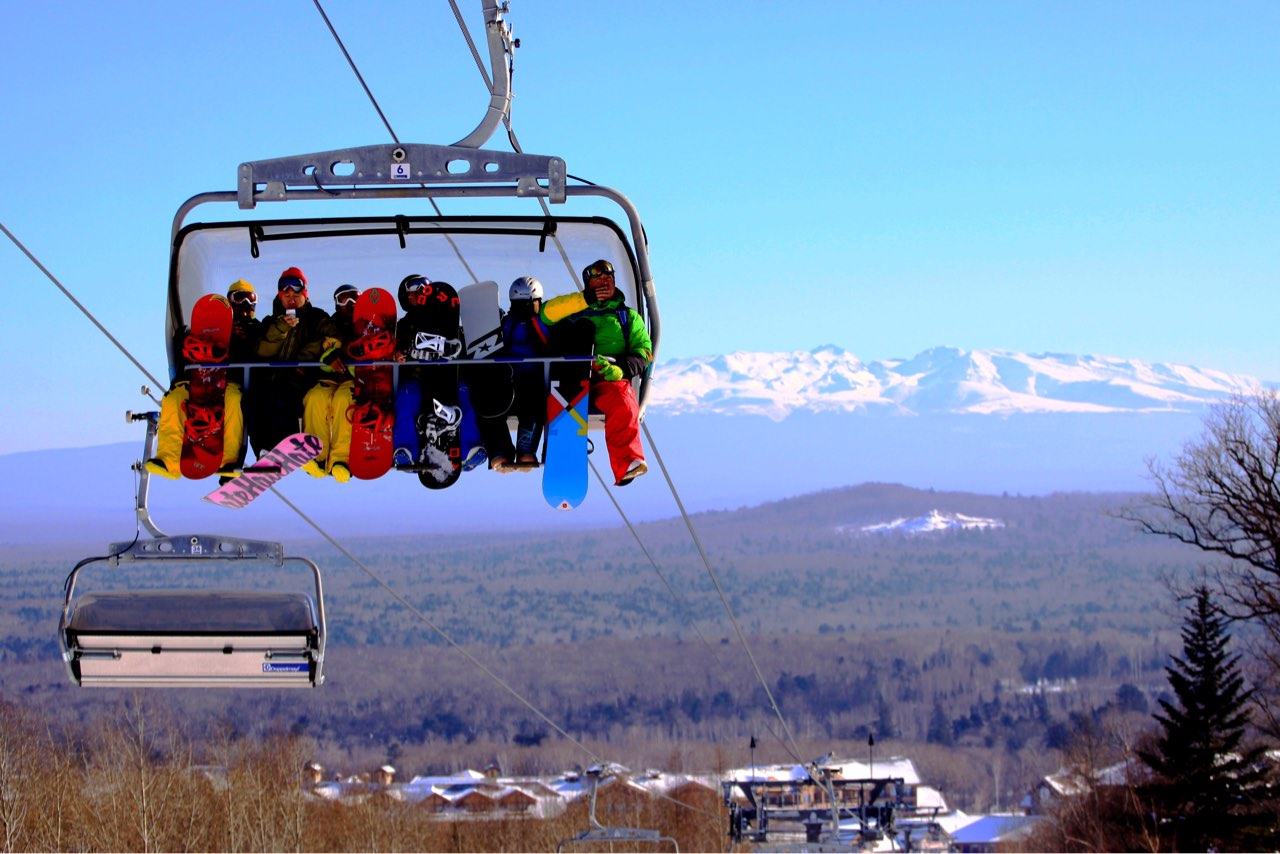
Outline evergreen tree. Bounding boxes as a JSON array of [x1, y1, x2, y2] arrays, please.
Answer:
[[1137, 585, 1274, 851], [925, 702, 953, 746]]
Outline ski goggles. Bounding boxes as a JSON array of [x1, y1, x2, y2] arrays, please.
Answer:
[[584, 262, 615, 280], [403, 276, 430, 293], [334, 290, 359, 307], [229, 290, 257, 306], [278, 277, 306, 293]]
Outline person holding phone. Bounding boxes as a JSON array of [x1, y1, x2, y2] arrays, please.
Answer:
[[245, 267, 340, 458]]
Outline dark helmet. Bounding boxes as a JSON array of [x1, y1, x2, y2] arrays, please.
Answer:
[[333, 283, 359, 309], [509, 276, 543, 302], [581, 259, 615, 288], [398, 274, 431, 311]]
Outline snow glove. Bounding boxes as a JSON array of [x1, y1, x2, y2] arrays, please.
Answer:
[[593, 355, 624, 382]]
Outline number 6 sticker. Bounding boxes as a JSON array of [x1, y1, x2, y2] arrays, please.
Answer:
[[391, 162, 410, 180]]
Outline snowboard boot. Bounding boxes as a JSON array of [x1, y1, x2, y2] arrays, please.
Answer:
[[144, 457, 180, 480], [463, 445, 488, 472], [618, 459, 648, 486]]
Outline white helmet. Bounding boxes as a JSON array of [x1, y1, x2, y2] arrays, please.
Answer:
[[509, 276, 543, 302]]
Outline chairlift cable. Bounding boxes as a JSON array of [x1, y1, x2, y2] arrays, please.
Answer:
[[588, 459, 723, 653], [448, 0, 496, 93], [312, 0, 483, 284], [2, 223, 163, 403], [312, 0, 401, 145], [452, 2, 812, 769], [312, 0, 811, 780], [445, 10, 803, 802], [447, 4, 584, 294], [595, 446, 808, 767], [303, 6, 693, 767], [311, 8, 742, 809], [641, 422, 810, 768]]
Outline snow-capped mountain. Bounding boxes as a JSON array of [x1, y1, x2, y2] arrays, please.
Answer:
[[649, 345, 1262, 421], [849, 509, 1006, 536]]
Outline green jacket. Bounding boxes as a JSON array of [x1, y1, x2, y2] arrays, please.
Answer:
[[541, 291, 653, 378]]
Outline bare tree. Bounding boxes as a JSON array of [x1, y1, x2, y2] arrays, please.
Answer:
[[1124, 390, 1280, 729], [83, 695, 205, 852], [0, 702, 38, 851]]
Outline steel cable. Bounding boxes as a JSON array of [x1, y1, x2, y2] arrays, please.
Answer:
[[442, 0, 816, 773]]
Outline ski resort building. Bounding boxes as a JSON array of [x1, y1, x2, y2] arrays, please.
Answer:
[[298, 754, 1042, 850]]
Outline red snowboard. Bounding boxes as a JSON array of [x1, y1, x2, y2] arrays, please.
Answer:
[[179, 294, 233, 480], [345, 288, 397, 480]]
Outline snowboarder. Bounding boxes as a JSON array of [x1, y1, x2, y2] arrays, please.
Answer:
[[144, 282, 251, 480], [392, 274, 463, 487], [540, 260, 651, 486], [484, 275, 552, 473], [301, 283, 360, 478], [244, 267, 340, 459]]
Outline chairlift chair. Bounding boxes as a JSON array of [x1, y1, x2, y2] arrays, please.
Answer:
[[167, 141, 660, 429], [60, 533, 326, 688]]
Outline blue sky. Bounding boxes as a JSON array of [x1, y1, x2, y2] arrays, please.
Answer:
[[2, 1, 1277, 454]]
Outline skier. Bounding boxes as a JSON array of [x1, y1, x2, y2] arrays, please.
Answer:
[[483, 276, 552, 473], [245, 267, 340, 459], [540, 260, 651, 486], [301, 284, 360, 478], [144, 280, 252, 480]]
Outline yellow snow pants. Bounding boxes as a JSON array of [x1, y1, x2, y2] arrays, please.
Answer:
[[302, 379, 354, 473], [153, 381, 244, 476]]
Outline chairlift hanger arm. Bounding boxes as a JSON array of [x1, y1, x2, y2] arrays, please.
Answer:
[[451, 0, 516, 149], [235, 143, 566, 210]]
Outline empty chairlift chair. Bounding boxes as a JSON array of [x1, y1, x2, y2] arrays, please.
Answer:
[[60, 534, 326, 687]]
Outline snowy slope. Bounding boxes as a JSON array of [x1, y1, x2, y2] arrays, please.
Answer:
[[649, 345, 1261, 420], [851, 509, 1006, 535]]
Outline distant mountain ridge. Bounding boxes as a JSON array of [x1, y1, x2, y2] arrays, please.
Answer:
[[650, 345, 1262, 421]]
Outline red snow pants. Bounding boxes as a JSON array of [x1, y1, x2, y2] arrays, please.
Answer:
[[591, 378, 644, 485]]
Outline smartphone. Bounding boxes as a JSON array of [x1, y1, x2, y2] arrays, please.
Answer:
[[285, 309, 296, 318]]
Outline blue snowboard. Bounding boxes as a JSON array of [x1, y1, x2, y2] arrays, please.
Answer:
[[541, 361, 590, 510]]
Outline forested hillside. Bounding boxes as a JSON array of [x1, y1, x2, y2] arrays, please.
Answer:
[[0, 484, 1204, 810]]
